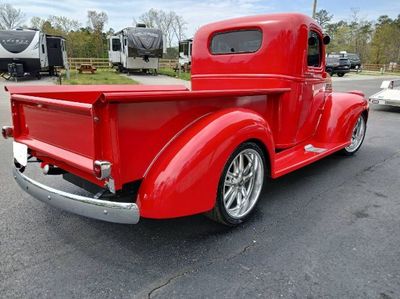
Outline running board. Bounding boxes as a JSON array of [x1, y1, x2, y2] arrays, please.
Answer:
[[273, 141, 348, 178]]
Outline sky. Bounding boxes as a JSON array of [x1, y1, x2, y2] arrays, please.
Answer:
[[12, 0, 400, 38]]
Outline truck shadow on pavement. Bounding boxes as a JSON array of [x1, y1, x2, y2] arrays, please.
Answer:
[[42, 152, 353, 256], [14, 143, 393, 296]]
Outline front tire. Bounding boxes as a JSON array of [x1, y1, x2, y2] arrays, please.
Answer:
[[340, 114, 367, 156], [337, 72, 345, 77], [206, 142, 266, 226]]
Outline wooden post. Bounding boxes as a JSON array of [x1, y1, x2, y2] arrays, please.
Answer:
[[312, 0, 317, 18]]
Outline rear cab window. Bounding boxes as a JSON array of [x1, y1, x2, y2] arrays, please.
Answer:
[[210, 29, 262, 54]]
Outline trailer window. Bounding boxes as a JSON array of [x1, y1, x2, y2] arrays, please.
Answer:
[[307, 31, 321, 67], [41, 44, 45, 54], [210, 29, 262, 54], [179, 42, 189, 55], [112, 38, 121, 51]]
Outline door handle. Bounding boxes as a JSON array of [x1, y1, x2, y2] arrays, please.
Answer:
[[304, 72, 314, 78]]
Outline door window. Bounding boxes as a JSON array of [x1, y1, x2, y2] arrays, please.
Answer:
[[307, 31, 321, 67]]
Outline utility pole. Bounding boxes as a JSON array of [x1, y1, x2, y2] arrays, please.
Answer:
[[312, 0, 317, 18]]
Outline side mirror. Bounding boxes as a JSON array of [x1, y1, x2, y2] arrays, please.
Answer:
[[323, 35, 331, 45], [308, 36, 317, 46]]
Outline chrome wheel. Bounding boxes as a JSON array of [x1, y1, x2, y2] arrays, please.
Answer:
[[222, 148, 264, 219], [345, 115, 366, 153]]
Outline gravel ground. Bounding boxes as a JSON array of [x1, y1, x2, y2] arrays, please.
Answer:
[[122, 73, 191, 89]]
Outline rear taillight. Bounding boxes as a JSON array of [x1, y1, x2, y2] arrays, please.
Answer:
[[93, 160, 112, 180], [2, 126, 13, 139]]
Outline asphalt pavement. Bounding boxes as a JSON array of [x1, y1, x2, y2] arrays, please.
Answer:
[[0, 75, 399, 298]]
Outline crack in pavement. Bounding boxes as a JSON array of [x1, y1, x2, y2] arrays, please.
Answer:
[[146, 240, 257, 298], [145, 150, 400, 298], [147, 272, 186, 299], [356, 150, 400, 176], [282, 150, 400, 220]]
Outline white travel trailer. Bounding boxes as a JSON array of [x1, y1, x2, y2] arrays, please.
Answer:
[[178, 38, 193, 69], [109, 24, 164, 74], [0, 29, 67, 78]]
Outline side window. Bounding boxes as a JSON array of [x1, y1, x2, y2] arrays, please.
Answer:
[[210, 29, 262, 55], [112, 39, 121, 51], [41, 44, 45, 54], [307, 30, 321, 67]]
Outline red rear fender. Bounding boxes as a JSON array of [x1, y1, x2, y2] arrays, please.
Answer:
[[137, 108, 275, 219]]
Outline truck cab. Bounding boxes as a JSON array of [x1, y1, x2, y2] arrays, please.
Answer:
[[3, 13, 368, 226], [191, 14, 330, 148]]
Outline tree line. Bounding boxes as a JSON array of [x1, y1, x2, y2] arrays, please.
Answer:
[[0, 4, 398, 64], [0, 4, 187, 58], [316, 9, 400, 64]]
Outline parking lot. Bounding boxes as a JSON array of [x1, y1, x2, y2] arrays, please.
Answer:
[[0, 76, 399, 298]]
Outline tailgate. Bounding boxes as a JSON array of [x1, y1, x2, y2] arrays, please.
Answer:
[[11, 93, 99, 175], [7, 84, 189, 189]]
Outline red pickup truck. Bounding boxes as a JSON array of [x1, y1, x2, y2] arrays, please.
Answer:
[[3, 13, 368, 226]]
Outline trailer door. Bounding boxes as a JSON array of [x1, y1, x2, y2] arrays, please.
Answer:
[[46, 37, 64, 67], [109, 37, 121, 64], [61, 39, 68, 68], [39, 33, 48, 68]]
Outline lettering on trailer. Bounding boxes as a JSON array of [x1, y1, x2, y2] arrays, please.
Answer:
[[0, 30, 36, 53]]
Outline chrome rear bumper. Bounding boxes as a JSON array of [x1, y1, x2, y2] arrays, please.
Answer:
[[13, 167, 140, 224]]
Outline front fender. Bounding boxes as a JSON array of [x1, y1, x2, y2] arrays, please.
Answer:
[[315, 92, 368, 144], [137, 108, 274, 219]]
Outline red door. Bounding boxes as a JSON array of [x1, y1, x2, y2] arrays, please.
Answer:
[[296, 29, 326, 143]]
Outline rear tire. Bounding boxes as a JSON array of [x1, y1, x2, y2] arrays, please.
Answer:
[[206, 142, 266, 226], [337, 72, 345, 77], [340, 114, 367, 156]]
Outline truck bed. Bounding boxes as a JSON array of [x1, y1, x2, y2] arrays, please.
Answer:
[[8, 84, 289, 191]]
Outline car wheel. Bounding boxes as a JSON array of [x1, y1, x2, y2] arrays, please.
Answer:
[[206, 142, 266, 226], [337, 72, 345, 77], [340, 114, 367, 156]]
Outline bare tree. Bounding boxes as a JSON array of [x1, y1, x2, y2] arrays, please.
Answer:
[[171, 14, 187, 42], [139, 9, 187, 47], [0, 3, 25, 29], [87, 11, 108, 57], [49, 16, 80, 32], [88, 10, 108, 33], [30, 16, 45, 30], [138, 8, 161, 28]]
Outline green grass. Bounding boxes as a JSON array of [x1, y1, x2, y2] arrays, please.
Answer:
[[158, 68, 191, 81], [61, 69, 138, 85]]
